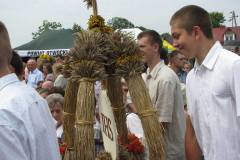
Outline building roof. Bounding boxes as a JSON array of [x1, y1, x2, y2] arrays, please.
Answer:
[[213, 26, 240, 43]]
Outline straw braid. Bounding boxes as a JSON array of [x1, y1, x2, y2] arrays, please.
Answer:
[[111, 106, 125, 112], [63, 112, 74, 117], [138, 109, 157, 119], [75, 120, 95, 125]]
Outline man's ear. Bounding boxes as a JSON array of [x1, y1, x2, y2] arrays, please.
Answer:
[[192, 26, 201, 40], [153, 42, 160, 53]]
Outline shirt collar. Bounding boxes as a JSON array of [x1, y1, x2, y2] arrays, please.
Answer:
[[194, 41, 222, 70], [0, 73, 19, 91], [146, 60, 165, 79], [31, 68, 38, 74]]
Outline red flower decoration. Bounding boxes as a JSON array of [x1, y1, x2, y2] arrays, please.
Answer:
[[59, 143, 67, 155], [123, 134, 144, 154]]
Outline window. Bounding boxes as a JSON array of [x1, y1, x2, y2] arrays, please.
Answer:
[[224, 32, 236, 41]]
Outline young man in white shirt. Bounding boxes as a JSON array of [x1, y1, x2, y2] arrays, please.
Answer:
[[137, 30, 186, 160], [171, 5, 240, 160], [0, 21, 60, 160]]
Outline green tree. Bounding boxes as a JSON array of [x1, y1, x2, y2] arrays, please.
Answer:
[[136, 26, 148, 31], [209, 12, 225, 28], [107, 17, 135, 30], [72, 23, 82, 33], [32, 20, 62, 39]]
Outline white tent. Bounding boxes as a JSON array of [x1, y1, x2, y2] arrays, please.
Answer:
[[120, 28, 142, 40]]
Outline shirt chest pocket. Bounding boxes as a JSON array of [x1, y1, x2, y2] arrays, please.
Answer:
[[211, 79, 230, 97]]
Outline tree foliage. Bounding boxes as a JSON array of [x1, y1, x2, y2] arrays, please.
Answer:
[[72, 23, 82, 33], [136, 26, 148, 31], [107, 17, 135, 30], [209, 12, 225, 28], [32, 20, 62, 39]]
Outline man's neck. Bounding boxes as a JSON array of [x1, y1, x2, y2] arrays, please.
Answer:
[[170, 65, 180, 74], [148, 58, 161, 72], [0, 68, 11, 78], [195, 39, 215, 65], [30, 68, 37, 73]]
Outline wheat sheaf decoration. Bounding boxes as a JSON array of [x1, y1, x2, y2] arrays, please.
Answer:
[[83, 0, 98, 16], [102, 31, 141, 146], [62, 50, 74, 79], [62, 49, 78, 160], [68, 30, 111, 160], [108, 31, 166, 160], [70, 31, 110, 81], [83, 0, 92, 8], [107, 31, 145, 77], [84, 0, 112, 33]]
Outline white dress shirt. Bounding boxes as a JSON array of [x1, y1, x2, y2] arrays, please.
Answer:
[[56, 125, 63, 139], [126, 113, 144, 138], [186, 41, 240, 160], [0, 73, 60, 160], [26, 68, 44, 88]]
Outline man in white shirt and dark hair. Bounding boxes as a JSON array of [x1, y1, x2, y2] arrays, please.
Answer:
[[171, 5, 240, 160], [0, 21, 60, 160]]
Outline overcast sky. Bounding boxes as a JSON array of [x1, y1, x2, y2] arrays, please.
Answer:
[[1, 0, 240, 47]]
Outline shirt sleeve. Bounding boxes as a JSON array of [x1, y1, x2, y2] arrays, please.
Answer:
[[0, 125, 28, 160], [155, 80, 175, 122], [231, 60, 240, 117]]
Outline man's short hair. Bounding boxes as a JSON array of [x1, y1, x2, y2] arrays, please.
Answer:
[[170, 5, 213, 39], [137, 30, 163, 49], [169, 50, 180, 59], [27, 57, 37, 63], [10, 50, 24, 77], [0, 21, 12, 66], [137, 30, 169, 64]]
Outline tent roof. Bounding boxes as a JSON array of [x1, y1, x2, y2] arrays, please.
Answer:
[[121, 28, 142, 39], [15, 29, 74, 50]]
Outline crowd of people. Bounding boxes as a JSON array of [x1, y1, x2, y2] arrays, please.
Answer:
[[0, 4, 240, 160]]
